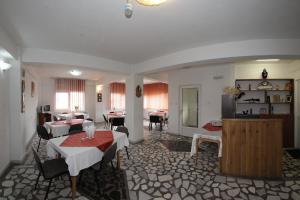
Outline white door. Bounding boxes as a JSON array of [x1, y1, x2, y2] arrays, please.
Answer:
[[179, 85, 201, 137]]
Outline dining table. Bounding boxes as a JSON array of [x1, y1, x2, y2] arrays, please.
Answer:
[[46, 129, 129, 199], [44, 119, 93, 137], [57, 112, 89, 120]]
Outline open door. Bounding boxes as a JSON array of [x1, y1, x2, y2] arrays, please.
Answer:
[[179, 85, 201, 137]]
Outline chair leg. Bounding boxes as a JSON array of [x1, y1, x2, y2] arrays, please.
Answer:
[[125, 147, 130, 159], [78, 171, 84, 185], [45, 179, 52, 200], [37, 138, 41, 152], [34, 172, 41, 190]]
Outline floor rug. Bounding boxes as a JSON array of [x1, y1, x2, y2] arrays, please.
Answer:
[[77, 166, 129, 200], [159, 139, 192, 152], [286, 149, 300, 159]]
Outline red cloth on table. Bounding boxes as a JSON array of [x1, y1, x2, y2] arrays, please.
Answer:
[[52, 119, 84, 126], [60, 130, 114, 151], [202, 123, 222, 131]]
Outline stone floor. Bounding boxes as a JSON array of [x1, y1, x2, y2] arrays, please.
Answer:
[[1, 124, 300, 200]]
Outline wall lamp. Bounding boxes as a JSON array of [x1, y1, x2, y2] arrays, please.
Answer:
[[0, 59, 12, 71]]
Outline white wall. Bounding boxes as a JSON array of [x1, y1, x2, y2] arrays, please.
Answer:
[[85, 80, 96, 120], [38, 78, 55, 112], [23, 69, 39, 145], [168, 64, 234, 134], [95, 84, 110, 122]]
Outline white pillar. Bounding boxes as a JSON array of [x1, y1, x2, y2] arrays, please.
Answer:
[[125, 74, 144, 143]]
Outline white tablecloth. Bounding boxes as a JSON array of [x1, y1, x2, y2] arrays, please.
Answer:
[[44, 120, 93, 137], [57, 112, 89, 120], [46, 130, 129, 176], [190, 128, 222, 157]]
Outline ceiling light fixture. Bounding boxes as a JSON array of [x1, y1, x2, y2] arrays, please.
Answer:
[[124, 0, 167, 18], [0, 59, 12, 71], [256, 59, 280, 62], [69, 70, 82, 76], [136, 0, 167, 6]]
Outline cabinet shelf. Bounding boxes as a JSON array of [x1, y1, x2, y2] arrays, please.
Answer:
[[235, 78, 294, 148]]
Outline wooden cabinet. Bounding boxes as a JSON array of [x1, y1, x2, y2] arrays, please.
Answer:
[[38, 113, 52, 125], [235, 79, 294, 147], [221, 119, 282, 178]]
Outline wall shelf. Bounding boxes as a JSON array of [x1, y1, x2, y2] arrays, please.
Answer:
[[235, 78, 294, 148]]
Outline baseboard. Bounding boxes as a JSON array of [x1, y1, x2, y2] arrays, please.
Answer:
[[0, 162, 12, 178], [129, 138, 144, 144]]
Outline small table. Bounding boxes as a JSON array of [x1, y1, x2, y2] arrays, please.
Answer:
[[44, 119, 93, 137], [47, 130, 129, 199], [190, 129, 222, 164], [57, 112, 89, 120]]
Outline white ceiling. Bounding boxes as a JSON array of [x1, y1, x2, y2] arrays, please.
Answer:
[[1, 0, 300, 64], [23, 63, 123, 82]]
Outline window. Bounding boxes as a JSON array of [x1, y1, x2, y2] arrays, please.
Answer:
[[144, 83, 168, 110], [55, 92, 69, 110], [110, 82, 125, 110], [55, 79, 85, 111]]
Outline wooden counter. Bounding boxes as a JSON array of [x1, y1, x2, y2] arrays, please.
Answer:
[[221, 119, 282, 178]]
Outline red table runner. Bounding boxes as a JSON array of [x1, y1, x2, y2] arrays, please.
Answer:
[[52, 119, 84, 126], [60, 130, 114, 151]]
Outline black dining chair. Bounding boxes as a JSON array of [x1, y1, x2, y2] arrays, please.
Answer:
[[103, 114, 109, 129], [110, 117, 124, 130], [115, 126, 130, 159], [149, 115, 163, 131], [36, 125, 52, 152], [75, 115, 84, 119], [86, 118, 94, 122], [68, 124, 83, 135], [32, 147, 70, 200], [79, 143, 117, 195]]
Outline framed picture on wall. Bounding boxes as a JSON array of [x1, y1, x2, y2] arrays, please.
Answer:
[[31, 81, 35, 97], [21, 80, 25, 113], [97, 93, 102, 102]]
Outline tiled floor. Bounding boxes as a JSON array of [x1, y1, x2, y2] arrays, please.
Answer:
[[1, 124, 300, 200]]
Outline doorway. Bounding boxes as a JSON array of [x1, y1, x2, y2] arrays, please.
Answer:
[[179, 85, 201, 137]]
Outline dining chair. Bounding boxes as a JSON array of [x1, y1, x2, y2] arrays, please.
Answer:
[[149, 115, 163, 131], [75, 115, 84, 119], [79, 143, 117, 195], [115, 126, 130, 159], [36, 125, 52, 152], [32, 147, 70, 200], [103, 114, 109, 129], [68, 124, 83, 135], [110, 117, 124, 130]]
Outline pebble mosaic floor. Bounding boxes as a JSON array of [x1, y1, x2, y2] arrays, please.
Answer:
[[1, 124, 300, 200]]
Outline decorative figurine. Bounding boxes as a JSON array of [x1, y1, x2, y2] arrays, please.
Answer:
[[262, 68, 268, 79]]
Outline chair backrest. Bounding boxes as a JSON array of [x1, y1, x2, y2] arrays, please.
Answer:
[[53, 115, 60, 121], [32, 147, 45, 176], [115, 126, 129, 137], [111, 117, 125, 126], [86, 118, 94, 122], [150, 115, 161, 123], [103, 114, 108, 123], [75, 115, 84, 119], [37, 125, 50, 140], [101, 143, 117, 167], [69, 124, 83, 134]]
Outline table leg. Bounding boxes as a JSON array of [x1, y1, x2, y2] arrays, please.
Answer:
[[71, 176, 77, 200], [117, 150, 121, 169], [195, 138, 201, 165]]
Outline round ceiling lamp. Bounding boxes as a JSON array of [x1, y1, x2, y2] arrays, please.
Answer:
[[136, 0, 167, 6]]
